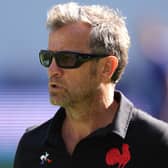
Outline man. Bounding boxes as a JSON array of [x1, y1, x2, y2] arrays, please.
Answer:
[[14, 2, 168, 168]]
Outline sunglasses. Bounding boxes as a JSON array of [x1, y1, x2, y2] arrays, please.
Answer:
[[39, 50, 108, 69]]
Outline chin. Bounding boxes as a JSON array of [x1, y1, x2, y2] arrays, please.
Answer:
[[50, 97, 65, 106], [50, 97, 59, 105]]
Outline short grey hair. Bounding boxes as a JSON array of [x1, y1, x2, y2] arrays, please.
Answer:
[[47, 2, 131, 83]]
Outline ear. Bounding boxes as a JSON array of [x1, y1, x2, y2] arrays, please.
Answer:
[[101, 56, 118, 81]]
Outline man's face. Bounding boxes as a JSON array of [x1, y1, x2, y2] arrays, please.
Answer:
[[48, 22, 100, 107]]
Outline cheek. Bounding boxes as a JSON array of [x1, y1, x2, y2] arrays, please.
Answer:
[[68, 77, 84, 90], [66, 63, 99, 92], [75, 73, 96, 92], [65, 74, 87, 93]]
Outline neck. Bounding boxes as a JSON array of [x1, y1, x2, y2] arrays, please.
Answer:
[[62, 84, 118, 154]]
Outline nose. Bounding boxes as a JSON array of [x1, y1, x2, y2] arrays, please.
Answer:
[[48, 58, 63, 78]]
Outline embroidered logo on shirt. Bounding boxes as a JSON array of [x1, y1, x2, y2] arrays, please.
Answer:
[[105, 143, 131, 168], [40, 152, 52, 166]]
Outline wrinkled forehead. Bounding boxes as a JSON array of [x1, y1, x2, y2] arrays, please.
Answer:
[[48, 22, 92, 53]]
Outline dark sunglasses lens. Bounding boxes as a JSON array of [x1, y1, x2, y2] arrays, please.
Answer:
[[39, 51, 52, 67], [58, 53, 77, 68]]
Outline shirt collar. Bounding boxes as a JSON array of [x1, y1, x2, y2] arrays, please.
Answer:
[[45, 108, 66, 147], [111, 90, 133, 138], [44, 91, 134, 146]]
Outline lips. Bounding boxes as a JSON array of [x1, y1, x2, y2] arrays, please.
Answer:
[[48, 75, 64, 92], [48, 82, 64, 94], [49, 82, 60, 88], [49, 82, 61, 89]]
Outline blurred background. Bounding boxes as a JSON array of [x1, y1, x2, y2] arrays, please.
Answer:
[[0, 0, 168, 167]]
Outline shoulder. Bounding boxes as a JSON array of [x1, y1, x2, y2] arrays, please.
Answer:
[[16, 107, 64, 147], [129, 108, 168, 144], [25, 124, 42, 132], [14, 119, 53, 168], [126, 108, 168, 167], [25, 119, 51, 134], [115, 90, 168, 143], [18, 118, 52, 148]]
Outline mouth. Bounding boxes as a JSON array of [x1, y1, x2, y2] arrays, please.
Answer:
[[49, 82, 63, 91]]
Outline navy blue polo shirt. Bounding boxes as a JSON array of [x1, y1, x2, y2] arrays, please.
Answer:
[[14, 91, 168, 168]]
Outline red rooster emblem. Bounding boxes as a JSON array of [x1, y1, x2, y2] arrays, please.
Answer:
[[105, 143, 131, 168]]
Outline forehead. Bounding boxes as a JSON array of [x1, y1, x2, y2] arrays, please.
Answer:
[[48, 22, 92, 52]]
